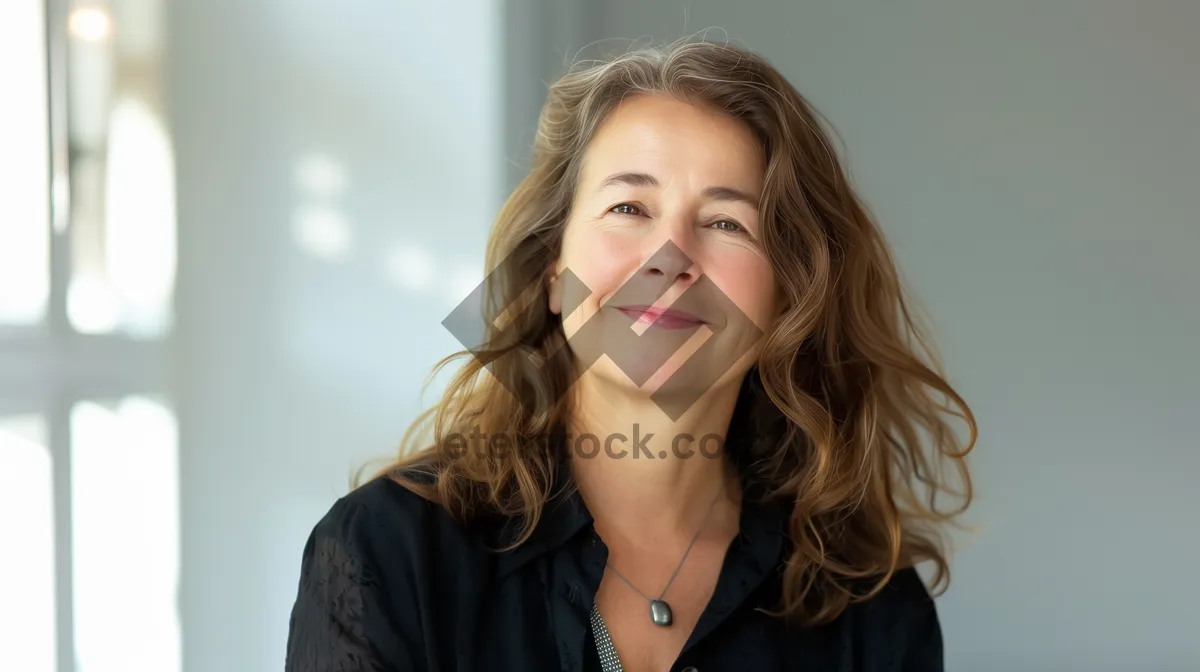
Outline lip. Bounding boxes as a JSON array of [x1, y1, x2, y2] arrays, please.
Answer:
[[614, 304, 707, 329]]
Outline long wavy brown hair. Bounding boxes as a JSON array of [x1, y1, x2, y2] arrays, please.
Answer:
[[364, 37, 976, 627]]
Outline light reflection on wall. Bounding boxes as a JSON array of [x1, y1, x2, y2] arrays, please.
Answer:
[[289, 153, 495, 307], [294, 152, 348, 198], [292, 152, 352, 260], [293, 204, 352, 260], [384, 243, 437, 293], [289, 151, 493, 311]]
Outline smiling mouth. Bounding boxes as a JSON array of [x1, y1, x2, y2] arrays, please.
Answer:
[[615, 305, 707, 329]]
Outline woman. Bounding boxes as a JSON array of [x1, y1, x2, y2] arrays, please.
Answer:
[[286, 38, 974, 672]]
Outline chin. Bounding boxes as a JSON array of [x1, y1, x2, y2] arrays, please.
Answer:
[[589, 359, 733, 418]]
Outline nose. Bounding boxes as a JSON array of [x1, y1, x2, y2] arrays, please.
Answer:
[[640, 236, 699, 287]]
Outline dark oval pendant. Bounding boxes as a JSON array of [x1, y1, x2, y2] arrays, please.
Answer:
[[649, 599, 673, 626]]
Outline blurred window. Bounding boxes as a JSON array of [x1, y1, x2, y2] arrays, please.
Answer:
[[0, 2, 179, 670]]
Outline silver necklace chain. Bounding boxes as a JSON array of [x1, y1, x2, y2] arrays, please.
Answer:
[[603, 477, 725, 603]]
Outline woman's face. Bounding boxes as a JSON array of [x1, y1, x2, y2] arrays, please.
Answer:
[[548, 93, 782, 412]]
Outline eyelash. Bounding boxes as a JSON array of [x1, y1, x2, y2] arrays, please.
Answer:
[[608, 203, 746, 234]]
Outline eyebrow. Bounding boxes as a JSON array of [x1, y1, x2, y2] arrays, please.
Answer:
[[597, 172, 760, 209]]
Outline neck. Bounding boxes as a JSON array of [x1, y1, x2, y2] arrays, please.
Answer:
[[566, 370, 744, 543]]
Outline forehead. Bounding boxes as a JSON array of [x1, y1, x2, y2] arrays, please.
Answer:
[[578, 94, 765, 190]]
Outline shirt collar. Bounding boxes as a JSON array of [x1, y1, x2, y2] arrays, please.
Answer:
[[491, 460, 593, 578], [491, 456, 790, 579]]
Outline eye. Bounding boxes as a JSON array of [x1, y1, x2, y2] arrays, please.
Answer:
[[610, 203, 643, 216], [709, 219, 745, 234]]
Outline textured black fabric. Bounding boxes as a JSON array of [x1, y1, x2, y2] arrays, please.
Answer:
[[285, 471, 943, 672]]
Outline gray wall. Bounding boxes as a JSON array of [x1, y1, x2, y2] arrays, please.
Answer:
[[583, 1, 1200, 670], [167, 1, 502, 670]]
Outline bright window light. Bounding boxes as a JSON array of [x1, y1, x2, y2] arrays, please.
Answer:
[[0, 0, 51, 325], [71, 396, 180, 672], [0, 415, 56, 672]]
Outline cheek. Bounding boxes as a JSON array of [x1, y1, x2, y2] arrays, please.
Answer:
[[707, 256, 778, 331], [557, 226, 639, 335]]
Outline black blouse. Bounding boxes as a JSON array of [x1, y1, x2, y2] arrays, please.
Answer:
[[284, 470, 944, 671]]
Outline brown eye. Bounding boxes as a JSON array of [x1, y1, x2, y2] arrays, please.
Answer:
[[610, 203, 642, 216]]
